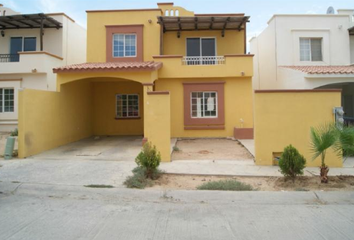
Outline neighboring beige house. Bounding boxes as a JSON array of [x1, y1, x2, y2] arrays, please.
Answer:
[[250, 8, 354, 122], [0, 4, 86, 131]]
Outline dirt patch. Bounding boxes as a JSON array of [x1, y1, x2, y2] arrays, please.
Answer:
[[172, 138, 253, 160], [149, 174, 354, 191]]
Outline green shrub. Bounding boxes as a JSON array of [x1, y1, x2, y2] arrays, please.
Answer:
[[135, 142, 161, 179], [197, 179, 253, 191], [124, 167, 153, 189], [278, 145, 306, 181], [173, 146, 180, 152], [10, 128, 18, 137]]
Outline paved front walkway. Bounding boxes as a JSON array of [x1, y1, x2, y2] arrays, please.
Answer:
[[160, 158, 354, 177], [1, 157, 353, 190]]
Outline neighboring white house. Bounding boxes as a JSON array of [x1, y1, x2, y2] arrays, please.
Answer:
[[250, 8, 354, 120], [0, 4, 86, 131]]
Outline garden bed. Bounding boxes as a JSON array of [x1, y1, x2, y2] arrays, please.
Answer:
[[149, 174, 354, 191]]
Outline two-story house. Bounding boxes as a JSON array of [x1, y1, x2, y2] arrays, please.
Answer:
[[18, 3, 254, 161], [250, 8, 354, 122], [0, 4, 86, 131]]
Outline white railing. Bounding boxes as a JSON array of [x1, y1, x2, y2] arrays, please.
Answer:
[[182, 56, 225, 65]]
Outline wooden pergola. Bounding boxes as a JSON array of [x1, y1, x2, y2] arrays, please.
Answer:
[[349, 26, 354, 36], [0, 13, 62, 51], [157, 15, 250, 37]]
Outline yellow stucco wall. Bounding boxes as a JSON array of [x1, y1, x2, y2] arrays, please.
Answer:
[[254, 91, 342, 167], [92, 81, 144, 136], [154, 56, 253, 79], [163, 30, 245, 56], [18, 80, 93, 158], [155, 78, 253, 138], [87, 10, 161, 62], [144, 89, 171, 162]]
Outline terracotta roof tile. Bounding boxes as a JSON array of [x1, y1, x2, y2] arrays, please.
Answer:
[[281, 65, 354, 74], [53, 61, 163, 73]]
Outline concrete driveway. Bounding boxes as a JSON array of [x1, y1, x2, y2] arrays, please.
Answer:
[[0, 158, 136, 187], [31, 136, 143, 161]]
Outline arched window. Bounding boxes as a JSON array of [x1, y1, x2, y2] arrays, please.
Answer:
[[175, 10, 179, 16], [170, 10, 174, 16], [165, 10, 169, 16]]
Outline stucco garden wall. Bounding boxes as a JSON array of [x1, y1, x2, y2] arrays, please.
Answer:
[[254, 90, 342, 167], [18, 80, 93, 158]]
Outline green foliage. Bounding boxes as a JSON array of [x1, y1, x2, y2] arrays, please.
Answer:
[[124, 167, 152, 189], [334, 125, 354, 158], [10, 128, 18, 137], [135, 142, 161, 178], [310, 123, 354, 167], [173, 146, 180, 152], [278, 145, 306, 180], [197, 179, 253, 191], [124, 166, 164, 189], [310, 123, 337, 167], [84, 184, 114, 188]]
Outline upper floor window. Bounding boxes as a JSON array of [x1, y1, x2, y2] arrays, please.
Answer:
[[186, 38, 216, 65], [113, 34, 136, 58], [0, 88, 14, 113], [10, 37, 36, 62], [300, 38, 322, 61]]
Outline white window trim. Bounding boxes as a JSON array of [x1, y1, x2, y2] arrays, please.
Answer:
[[300, 37, 323, 62], [9, 36, 37, 53], [115, 94, 140, 118], [0, 88, 15, 113], [112, 34, 137, 58], [190, 91, 218, 119]]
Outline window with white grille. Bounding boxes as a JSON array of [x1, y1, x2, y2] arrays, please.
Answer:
[[300, 38, 323, 61], [116, 94, 139, 118], [113, 34, 137, 57], [191, 92, 217, 118], [0, 88, 14, 113]]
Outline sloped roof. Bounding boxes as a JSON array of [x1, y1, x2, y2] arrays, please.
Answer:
[[281, 66, 354, 74], [53, 61, 163, 73]]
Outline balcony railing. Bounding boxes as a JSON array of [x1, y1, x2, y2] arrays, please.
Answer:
[[182, 56, 225, 65], [344, 117, 354, 126], [0, 54, 20, 62]]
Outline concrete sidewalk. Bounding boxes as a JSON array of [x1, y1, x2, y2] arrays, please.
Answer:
[[160, 158, 354, 177]]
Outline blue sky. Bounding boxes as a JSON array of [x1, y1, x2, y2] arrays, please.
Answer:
[[2, 0, 353, 41]]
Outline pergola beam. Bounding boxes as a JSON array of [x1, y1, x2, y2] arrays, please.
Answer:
[[209, 17, 214, 30], [0, 13, 62, 30]]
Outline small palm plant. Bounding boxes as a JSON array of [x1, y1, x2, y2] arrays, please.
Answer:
[[310, 123, 354, 183], [310, 123, 337, 183]]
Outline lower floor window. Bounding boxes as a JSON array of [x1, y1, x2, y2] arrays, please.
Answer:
[[191, 91, 217, 118], [0, 88, 14, 113], [116, 94, 139, 118]]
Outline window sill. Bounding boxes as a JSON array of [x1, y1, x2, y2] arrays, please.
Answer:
[[184, 125, 224, 130], [115, 117, 141, 120]]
